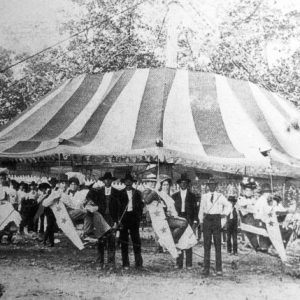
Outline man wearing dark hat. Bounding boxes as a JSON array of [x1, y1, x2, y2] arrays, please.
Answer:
[[119, 173, 143, 269], [199, 178, 230, 276], [172, 173, 198, 269], [87, 172, 120, 269]]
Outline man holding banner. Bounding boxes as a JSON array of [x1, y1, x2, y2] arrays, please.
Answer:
[[172, 173, 198, 269]]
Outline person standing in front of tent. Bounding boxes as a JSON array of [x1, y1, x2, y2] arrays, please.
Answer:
[[199, 178, 230, 276], [119, 173, 144, 269], [172, 173, 198, 269], [87, 172, 120, 270]]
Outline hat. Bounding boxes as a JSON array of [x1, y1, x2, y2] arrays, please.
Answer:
[[241, 177, 257, 190], [0, 168, 8, 176], [159, 174, 172, 185], [228, 196, 237, 203], [206, 178, 218, 185], [58, 173, 69, 183], [142, 173, 157, 182], [121, 173, 137, 183], [99, 172, 117, 181], [86, 188, 98, 203], [38, 183, 51, 190], [261, 183, 272, 193], [177, 173, 191, 184], [69, 177, 80, 185], [49, 177, 58, 186], [273, 194, 282, 203]]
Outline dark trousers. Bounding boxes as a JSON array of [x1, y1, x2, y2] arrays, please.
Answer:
[[227, 219, 238, 254], [20, 209, 36, 233], [39, 213, 45, 233], [176, 248, 192, 268], [120, 212, 143, 267], [44, 209, 56, 246], [98, 233, 116, 265], [203, 214, 222, 272], [176, 212, 193, 268]]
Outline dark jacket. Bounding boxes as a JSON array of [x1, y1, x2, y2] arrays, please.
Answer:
[[119, 188, 143, 221], [172, 190, 198, 226], [87, 187, 120, 223]]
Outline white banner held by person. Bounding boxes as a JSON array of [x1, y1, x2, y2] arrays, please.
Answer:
[[51, 201, 84, 250], [0, 202, 21, 231]]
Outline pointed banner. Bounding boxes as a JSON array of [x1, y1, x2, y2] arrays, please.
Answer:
[[0, 203, 21, 231], [240, 211, 287, 262], [176, 224, 198, 250], [147, 190, 198, 258], [262, 210, 287, 262], [147, 202, 178, 258], [51, 201, 84, 250]]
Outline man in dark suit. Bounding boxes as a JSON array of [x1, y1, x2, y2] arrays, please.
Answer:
[[119, 173, 143, 269], [86, 172, 120, 269], [172, 173, 198, 269]]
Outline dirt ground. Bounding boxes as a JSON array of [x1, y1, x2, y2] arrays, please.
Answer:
[[1, 231, 300, 300]]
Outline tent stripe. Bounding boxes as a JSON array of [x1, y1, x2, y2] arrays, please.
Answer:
[[0, 79, 71, 139], [63, 69, 135, 146], [4, 75, 104, 154], [227, 78, 288, 154], [30, 74, 104, 141], [250, 83, 300, 159], [189, 72, 243, 158], [131, 68, 176, 149], [260, 89, 290, 120], [269, 92, 300, 121], [163, 70, 206, 156], [1, 76, 85, 153], [215, 75, 268, 161], [80, 69, 149, 154], [57, 72, 114, 140]]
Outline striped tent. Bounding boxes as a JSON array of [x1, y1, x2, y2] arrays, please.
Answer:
[[1, 68, 300, 177]]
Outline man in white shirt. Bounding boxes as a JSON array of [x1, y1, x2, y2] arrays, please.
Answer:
[[199, 178, 230, 276]]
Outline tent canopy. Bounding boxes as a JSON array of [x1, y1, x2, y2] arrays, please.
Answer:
[[1, 68, 300, 177]]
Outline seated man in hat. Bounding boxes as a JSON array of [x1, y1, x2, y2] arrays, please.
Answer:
[[43, 175, 108, 242]]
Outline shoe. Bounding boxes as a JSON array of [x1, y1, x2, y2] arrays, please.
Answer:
[[123, 266, 129, 270], [174, 265, 183, 269], [107, 264, 116, 271], [201, 270, 209, 276], [135, 265, 143, 270], [186, 266, 192, 270], [234, 253, 238, 256], [216, 271, 223, 276]]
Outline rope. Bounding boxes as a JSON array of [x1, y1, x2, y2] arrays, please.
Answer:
[[0, 0, 149, 73]]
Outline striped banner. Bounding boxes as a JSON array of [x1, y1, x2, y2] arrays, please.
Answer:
[[0, 68, 300, 177]]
